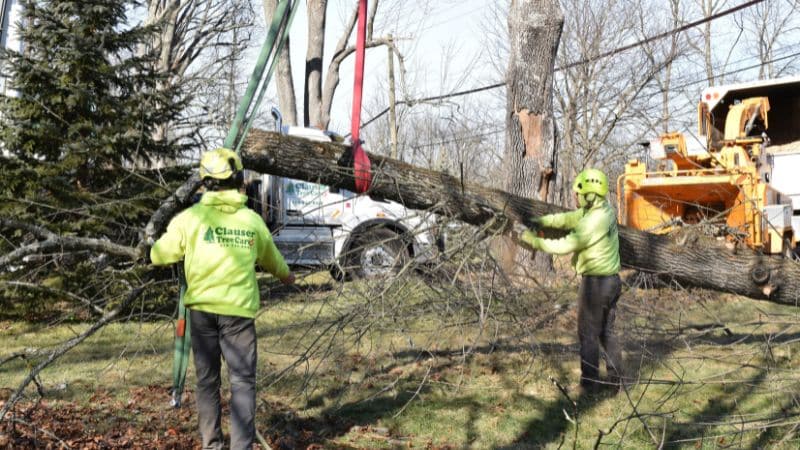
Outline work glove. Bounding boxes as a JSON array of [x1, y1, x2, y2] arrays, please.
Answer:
[[529, 217, 544, 231], [281, 272, 296, 286], [520, 230, 543, 250], [135, 236, 156, 265], [510, 222, 541, 249]]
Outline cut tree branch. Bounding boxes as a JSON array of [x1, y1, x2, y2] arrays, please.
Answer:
[[241, 129, 800, 305], [0, 279, 153, 418], [1, 281, 105, 315], [0, 219, 138, 269]]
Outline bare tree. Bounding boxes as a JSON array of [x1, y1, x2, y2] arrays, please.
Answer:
[[737, 0, 800, 79], [142, 0, 257, 146], [263, 0, 298, 126], [641, 0, 691, 134], [688, 0, 741, 86], [501, 0, 563, 274], [264, 0, 415, 131], [551, 0, 684, 208], [505, 0, 562, 203]]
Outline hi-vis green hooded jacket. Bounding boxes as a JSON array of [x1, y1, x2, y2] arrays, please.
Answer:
[[522, 198, 620, 276], [151, 190, 289, 318]]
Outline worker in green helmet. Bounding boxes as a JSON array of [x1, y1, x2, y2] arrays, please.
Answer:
[[519, 168, 623, 395], [150, 148, 295, 449]]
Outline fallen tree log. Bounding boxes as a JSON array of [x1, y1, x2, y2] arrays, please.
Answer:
[[241, 129, 800, 305]]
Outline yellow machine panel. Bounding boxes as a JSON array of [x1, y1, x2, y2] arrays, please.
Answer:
[[620, 86, 796, 256]]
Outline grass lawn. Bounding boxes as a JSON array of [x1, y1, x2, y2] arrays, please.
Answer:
[[2, 271, 800, 449]]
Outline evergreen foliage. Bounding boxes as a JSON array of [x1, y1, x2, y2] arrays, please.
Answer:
[[0, 0, 192, 313], [0, 0, 190, 237]]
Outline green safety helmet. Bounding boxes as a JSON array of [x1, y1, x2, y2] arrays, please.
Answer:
[[572, 168, 608, 197], [199, 147, 243, 180]]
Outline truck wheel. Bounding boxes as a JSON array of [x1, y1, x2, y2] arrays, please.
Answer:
[[347, 228, 409, 279], [329, 263, 347, 282]]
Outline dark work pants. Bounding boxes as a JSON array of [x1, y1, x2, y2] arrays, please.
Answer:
[[190, 309, 257, 450], [577, 274, 623, 388]]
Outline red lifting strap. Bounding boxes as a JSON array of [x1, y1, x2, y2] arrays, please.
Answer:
[[175, 318, 186, 338], [350, 0, 371, 193]]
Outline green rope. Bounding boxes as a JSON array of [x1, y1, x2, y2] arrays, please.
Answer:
[[223, 0, 293, 150]]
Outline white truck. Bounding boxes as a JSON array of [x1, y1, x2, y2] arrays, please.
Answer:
[[767, 144, 800, 240], [244, 123, 442, 279]]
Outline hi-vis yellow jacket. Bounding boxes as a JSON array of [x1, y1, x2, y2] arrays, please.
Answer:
[[522, 198, 620, 276], [151, 190, 289, 318]]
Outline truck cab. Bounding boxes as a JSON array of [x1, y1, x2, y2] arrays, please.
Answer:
[[245, 126, 440, 279]]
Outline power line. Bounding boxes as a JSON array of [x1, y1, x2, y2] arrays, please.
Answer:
[[358, 0, 766, 132], [560, 0, 765, 70], [655, 41, 800, 89], [650, 49, 800, 99], [392, 49, 800, 152], [406, 127, 504, 150], [359, 82, 504, 130]]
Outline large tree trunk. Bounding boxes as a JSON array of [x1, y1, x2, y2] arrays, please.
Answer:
[[263, 0, 298, 126], [238, 130, 800, 305], [304, 0, 327, 128], [504, 0, 563, 273]]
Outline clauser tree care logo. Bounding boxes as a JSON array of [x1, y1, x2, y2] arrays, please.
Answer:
[[204, 226, 255, 249]]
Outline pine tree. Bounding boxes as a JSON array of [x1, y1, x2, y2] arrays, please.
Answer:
[[0, 0, 189, 236]]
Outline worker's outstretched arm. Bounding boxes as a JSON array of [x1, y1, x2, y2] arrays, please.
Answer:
[[521, 230, 584, 255], [522, 210, 602, 255], [537, 209, 585, 230], [256, 226, 291, 282], [150, 215, 186, 266]]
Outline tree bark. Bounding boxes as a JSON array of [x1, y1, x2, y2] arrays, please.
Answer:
[[504, 0, 563, 273], [263, 0, 298, 125], [304, 0, 327, 128], [241, 129, 800, 306], [506, 0, 562, 201]]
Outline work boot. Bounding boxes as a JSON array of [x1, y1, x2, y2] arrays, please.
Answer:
[[576, 380, 602, 399], [605, 375, 622, 394]]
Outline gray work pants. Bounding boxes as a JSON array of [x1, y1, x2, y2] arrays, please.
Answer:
[[190, 309, 257, 450], [577, 274, 623, 389]]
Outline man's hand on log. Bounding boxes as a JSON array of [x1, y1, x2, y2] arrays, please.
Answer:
[[509, 219, 545, 250], [135, 236, 155, 265], [510, 222, 532, 248], [281, 272, 296, 286]]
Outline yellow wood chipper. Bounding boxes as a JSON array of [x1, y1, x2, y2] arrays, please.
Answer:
[[619, 76, 800, 256]]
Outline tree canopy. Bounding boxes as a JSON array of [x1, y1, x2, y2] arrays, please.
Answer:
[[0, 0, 189, 236]]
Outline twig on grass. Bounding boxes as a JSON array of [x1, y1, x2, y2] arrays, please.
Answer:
[[0, 279, 153, 419]]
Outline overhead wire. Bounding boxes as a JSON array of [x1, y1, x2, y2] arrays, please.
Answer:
[[406, 127, 504, 150], [358, 0, 767, 132], [559, 0, 766, 70], [396, 47, 800, 152]]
